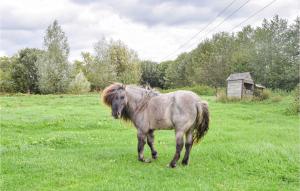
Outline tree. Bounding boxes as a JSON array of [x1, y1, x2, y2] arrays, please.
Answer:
[[83, 38, 141, 90], [164, 53, 190, 88], [11, 48, 43, 93], [231, 25, 255, 73], [72, 60, 85, 76], [0, 56, 15, 92], [108, 40, 141, 84], [159, 15, 299, 90], [83, 39, 117, 90], [157, 61, 170, 88], [140, 60, 163, 88], [202, 32, 235, 88], [37, 20, 71, 93], [68, 71, 91, 94], [252, 15, 299, 90]]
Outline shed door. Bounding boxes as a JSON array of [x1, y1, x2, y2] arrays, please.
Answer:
[[227, 80, 242, 98]]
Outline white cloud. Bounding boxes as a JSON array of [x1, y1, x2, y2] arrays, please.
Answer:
[[0, 0, 299, 62], [0, 49, 6, 57]]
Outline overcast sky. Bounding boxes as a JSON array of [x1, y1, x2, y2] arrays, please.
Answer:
[[0, 0, 298, 62]]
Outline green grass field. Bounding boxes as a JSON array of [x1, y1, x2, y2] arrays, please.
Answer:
[[0, 94, 299, 191]]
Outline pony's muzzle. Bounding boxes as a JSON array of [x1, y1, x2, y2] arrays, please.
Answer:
[[112, 111, 121, 119], [117, 111, 121, 118]]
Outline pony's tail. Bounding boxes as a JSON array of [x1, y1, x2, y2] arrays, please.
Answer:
[[193, 101, 210, 143]]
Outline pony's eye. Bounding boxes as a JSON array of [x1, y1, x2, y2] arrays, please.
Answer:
[[120, 96, 125, 99]]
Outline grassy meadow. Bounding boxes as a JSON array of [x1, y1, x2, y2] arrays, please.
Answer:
[[0, 93, 299, 190]]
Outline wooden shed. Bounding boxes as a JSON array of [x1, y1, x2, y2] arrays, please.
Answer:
[[226, 72, 254, 98]]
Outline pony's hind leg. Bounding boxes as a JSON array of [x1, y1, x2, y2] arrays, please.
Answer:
[[169, 131, 184, 168], [182, 130, 193, 165], [147, 130, 158, 159]]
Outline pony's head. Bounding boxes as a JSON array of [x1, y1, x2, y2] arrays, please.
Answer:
[[102, 83, 127, 119]]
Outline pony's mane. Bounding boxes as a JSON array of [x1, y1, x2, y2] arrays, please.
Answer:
[[126, 85, 160, 113], [102, 83, 125, 106], [102, 83, 160, 120], [127, 85, 160, 97]]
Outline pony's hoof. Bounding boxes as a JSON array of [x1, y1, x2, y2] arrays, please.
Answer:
[[152, 153, 158, 159], [144, 158, 151, 163], [168, 163, 176, 168], [181, 160, 189, 166], [138, 158, 151, 163]]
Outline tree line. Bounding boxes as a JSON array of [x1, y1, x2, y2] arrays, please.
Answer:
[[0, 15, 299, 94], [142, 15, 299, 91], [0, 20, 140, 94]]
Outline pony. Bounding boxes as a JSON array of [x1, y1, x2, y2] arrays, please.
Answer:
[[102, 83, 209, 168]]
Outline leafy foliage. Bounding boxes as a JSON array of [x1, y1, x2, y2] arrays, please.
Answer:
[[109, 40, 141, 84], [83, 38, 140, 90], [286, 84, 300, 115], [37, 20, 71, 94], [0, 56, 16, 92], [68, 71, 91, 94], [162, 15, 299, 90], [140, 60, 167, 88], [11, 48, 43, 93], [0, 15, 298, 93], [253, 89, 272, 101]]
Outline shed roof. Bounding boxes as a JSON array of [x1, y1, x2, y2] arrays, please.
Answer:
[[255, 84, 266, 89], [226, 72, 254, 84]]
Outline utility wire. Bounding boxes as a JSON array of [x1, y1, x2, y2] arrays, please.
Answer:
[[166, 0, 277, 60], [230, 0, 277, 31], [182, 0, 276, 53], [160, 0, 238, 61], [201, 0, 251, 39], [181, 0, 252, 52]]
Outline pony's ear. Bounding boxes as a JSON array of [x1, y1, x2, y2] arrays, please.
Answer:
[[121, 84, 126, 89]]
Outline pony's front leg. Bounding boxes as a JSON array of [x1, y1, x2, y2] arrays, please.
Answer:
[[137, 130, 151, 163], [147, 130, 158, 159], [169, 131, 184, 168]]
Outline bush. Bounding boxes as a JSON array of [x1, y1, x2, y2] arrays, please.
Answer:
[[189, 85, 215, 96], [261, 90, 271, 100], [286, 84, 300, 115], [68, 72, 91, 94], [216, 89, 272, 103], [216, 90, 227, 102], [0, 79, 16, 93], [253, 89, 271, 101], [271, 95, 283, 102], [272, 89, 289, 96], [287, 101, 300, 115]]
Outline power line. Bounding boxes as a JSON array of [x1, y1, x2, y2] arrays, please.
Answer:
[[201, 0, 251, 38], [230, 0, 277, 31], [160, 0, 238, 61], [181, 0, 252, 52], [180, 0, 276, 54]]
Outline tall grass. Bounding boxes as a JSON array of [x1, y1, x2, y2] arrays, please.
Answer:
[[161, 85, 288, 104], [286, 84, 300, 115], [253, 89, 271, 101], [216, 88, 280, 103]]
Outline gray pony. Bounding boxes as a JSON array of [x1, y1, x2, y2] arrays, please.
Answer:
[[102, 83, 209, 168]]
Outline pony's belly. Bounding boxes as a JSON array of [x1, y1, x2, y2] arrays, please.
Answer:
[[156, 126, 173, 130], [148, 96, 174, 130], [150, 116, 174, 130]]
